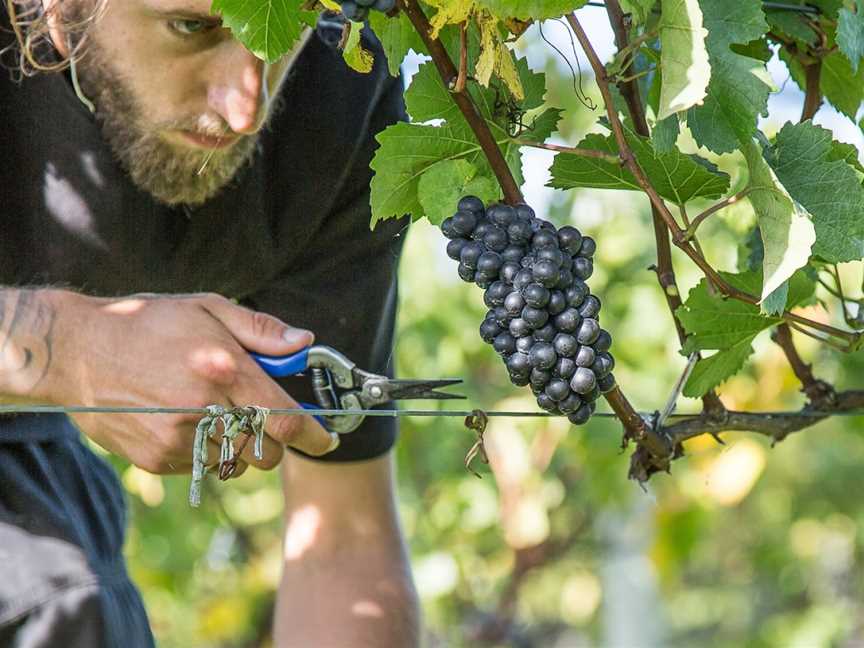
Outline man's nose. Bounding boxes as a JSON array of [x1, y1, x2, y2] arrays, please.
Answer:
[[207, 44, 265, 134]]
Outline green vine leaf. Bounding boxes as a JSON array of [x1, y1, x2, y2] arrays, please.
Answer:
[[211, 0, 316, 63], [369, 10, 427, 77], [838, 0, 864, 73], [657, 0, 710, 120], [418, 160, 500, 225], [764, 122, 864, 263], [342, 20, 374, 73], [781, 49, 864, 120], [548, 124, 729, 204], [687, 0, 772, 154], [677, 270, 815, 396]]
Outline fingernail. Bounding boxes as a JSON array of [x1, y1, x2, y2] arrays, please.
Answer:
[[283, 328, 313, 346], [326, 432, 340, 453]]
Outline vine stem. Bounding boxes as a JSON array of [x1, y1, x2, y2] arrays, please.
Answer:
[[398, 0, 523, 205], [684, 189, 752, 240], [565, 11, 858, 348], [602, 0, 727, 420], [397, 0, 661, 450]]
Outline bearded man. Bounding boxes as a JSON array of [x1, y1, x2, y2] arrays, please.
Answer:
[[0, 1, 419, 646]]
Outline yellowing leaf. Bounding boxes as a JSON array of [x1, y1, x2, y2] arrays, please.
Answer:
[[342, 21, 374, 73], [427, 0, 475, 38], [475, 12, 524, 100]]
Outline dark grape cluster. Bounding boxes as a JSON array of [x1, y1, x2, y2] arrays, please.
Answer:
[[441, 196, 616, 426], [333, 0, 395, 21]]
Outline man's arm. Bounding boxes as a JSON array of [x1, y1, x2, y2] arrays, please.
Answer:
[[275, 450, 420, 647], [0, 287, 336, 470]]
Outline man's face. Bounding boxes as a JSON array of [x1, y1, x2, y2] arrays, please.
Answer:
[[70, 0, 299, 206]]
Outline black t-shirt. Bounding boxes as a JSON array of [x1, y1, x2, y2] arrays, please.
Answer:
[[0, 23, 408, 461]]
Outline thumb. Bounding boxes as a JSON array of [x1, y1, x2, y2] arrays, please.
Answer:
[[199, 295, 314, 355]]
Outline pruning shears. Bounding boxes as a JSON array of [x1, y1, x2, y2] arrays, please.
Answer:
[[250, 345, 464, 433]]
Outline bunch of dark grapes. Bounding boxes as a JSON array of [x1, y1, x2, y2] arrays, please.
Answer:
[[441, 196, 616, 425], [333, 0, 395, 21]]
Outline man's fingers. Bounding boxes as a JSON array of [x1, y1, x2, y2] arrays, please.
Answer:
[[198, 294, 314, 356], [268, 411, 341, 456]]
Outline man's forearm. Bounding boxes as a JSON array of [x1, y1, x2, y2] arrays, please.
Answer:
[[0, 287, 68, 404]]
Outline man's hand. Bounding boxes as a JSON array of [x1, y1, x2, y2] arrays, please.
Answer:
[[48, 291, 336, 474]]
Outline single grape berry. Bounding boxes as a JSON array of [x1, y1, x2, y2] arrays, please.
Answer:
[[565, 282, 588, 308], [458, 195, 485, 214], [529, 342, 557, 370], [501, 245, 525, 264], [516, 335, 535, 354], [522, 283, 550, 308], [504, 291, 526, 316], [555, 268, 574, 290], [579, 236, 597, 258], [520, 254, 536, 269], [593, 329, 613, 353], [488, 204, 517, 228], [340, 1, 361, 20], [451, 210, 477, 236], [530, 367, 552, 388], [533, 323, 557, 342], [547, 290, 566, 316], [536, 393, 560, 413], [479, 318, 502, 343], [584, 386, 601, 403], [532, 259, 560, 288], [457, 263, 475, 283], [513, 269, 534, 290], [554, 308, 581, 333], [441, 217, 460, 240], [493, 306, 511, 327], [553, 357, 577, 380], [493, 332, 516, 356], [510, 372, 530, 387], [567, 403, 592, 425], [500, 261, 520, 283], [515, 203, 536, 220], [545, 378, 571, 401], [460, 241, 484, 269], [374, 0, 395, 11], [557, 392, 580, 414], [572, 257, 593, 280], [592, 352, 615, 378], [475, 273, 494, 289], [578, 295, 601, 319], [577, 318, 601, 345], [553, 333, 578, 357], [531, 230, 557, 249], [507, 352, 531, 377], [485, 281, 510, 306], [446, 238, 467, 261], [477, 251, 502, 275], [472, 220, 494, 241], [574, 345, 596, 368], [521, 306, 549, 329], [536, 247, 565, 267], [557, 226, 583, 255], [597, 372, 616, 393], [483, 227, 508, 252], [509, 318, 531, 338], [569, 367, 597, 395], [507, 220, 533, 244]]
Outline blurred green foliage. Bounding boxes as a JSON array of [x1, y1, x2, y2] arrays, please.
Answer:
[[111, 20, 864, 648]]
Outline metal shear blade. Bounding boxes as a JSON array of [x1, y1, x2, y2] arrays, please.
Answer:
[[382, 378, 465, 401]]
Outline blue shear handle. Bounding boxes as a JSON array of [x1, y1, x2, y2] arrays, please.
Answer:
[[251, 348, 310, 378]]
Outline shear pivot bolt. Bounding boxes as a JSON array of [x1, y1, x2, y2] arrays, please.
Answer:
[[370, 385, 383, 399]]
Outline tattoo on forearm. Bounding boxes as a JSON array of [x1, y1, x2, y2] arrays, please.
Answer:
[[0, 290, 56, 395]]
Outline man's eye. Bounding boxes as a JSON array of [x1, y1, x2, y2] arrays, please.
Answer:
[[168, 19, 210, 36]]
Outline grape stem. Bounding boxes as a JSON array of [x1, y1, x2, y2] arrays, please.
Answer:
[[398, 0, 524, 205], [565, 10, 860, 349], [683, 189, 752, 241]]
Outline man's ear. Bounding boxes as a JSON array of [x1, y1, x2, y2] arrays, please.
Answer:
[[41, 0, 71, 58]]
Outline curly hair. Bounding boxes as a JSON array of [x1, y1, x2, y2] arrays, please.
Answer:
[[2, 0, 106, 76]]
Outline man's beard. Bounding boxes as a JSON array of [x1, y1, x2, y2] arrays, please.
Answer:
[[74, 42, 261, 207]]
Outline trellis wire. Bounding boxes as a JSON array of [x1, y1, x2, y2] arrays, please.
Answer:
[[1, 404, 862, 419]]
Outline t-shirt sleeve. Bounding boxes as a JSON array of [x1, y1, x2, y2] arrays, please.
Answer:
[[242, 72, 408, 462]]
